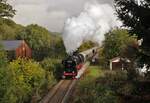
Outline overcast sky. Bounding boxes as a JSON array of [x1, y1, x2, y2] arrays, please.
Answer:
[[8, 0, 114, 32]]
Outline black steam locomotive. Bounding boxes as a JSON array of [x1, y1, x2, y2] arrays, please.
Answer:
[[62, 47, 98, 79]]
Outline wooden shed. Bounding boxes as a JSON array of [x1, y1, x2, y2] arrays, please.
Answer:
[[0, 40, 31, 59], [109, 57, 131, 70]]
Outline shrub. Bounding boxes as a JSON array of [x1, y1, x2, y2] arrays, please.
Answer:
[[74, 70, 130, 103], [41, 58, 63, 80], [75, 81, 118, 103], [103, 70, 128, 81], [0, 48, 8, 102], [117, 83, 135, 96], [0, 67, 8, 102], [0, 58, 46, 103], [0, 47, 7, 66]]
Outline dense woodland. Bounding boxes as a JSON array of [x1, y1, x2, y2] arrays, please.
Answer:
[[0, 0, 150, 103]]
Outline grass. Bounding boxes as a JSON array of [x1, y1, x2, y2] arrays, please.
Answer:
[[87, 66, 102, 78], [79, 65, 103, 86]]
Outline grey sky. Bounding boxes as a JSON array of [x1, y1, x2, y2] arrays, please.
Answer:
[[8, 0, 114, 32]]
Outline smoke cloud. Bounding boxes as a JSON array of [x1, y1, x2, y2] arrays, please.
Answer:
[[62, 1, 121, 54]]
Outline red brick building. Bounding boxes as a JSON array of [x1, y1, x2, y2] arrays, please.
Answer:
[[1, 40, 31, 59]]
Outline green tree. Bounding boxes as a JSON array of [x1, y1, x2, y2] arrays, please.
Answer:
[[0, 44, 7, 65], [114, 0, 150, 66], [102, 29, 136, 67], [49, 34, 66, 59], [79, 41, 96, 52], [0, 0, 15, 18], [0, 18, 23, 40], [17, 24, 53, 60], [0, 0, 22, 40], [41, 58, 63, 80]]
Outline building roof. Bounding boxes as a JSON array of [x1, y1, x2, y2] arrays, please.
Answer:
[[110, 57, 120, 62], [0, 40, 24, 51], [110, 57, 131, 63]]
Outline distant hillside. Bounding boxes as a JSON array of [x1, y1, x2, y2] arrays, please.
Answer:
[[0, 18, 62, 40]]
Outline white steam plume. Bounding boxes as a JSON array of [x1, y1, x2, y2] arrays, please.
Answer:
[[62, 2, 121, 54]]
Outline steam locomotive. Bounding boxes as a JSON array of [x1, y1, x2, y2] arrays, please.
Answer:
[[62, 47, 98, 79]]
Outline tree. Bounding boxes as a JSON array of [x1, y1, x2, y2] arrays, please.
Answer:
[[79, 41, 96, 52], [17, 24, 53, 60], [0, 18, 23, 40], [0, 43, 7, 65], [102, 29, 136, 67], [49, 34, 66, 59], [0, 0, 15, 18], [114, 0, 150, 66]]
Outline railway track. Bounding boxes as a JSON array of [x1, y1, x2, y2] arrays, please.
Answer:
[[40, 62, 90, 103], [40, 80, 77, 103]]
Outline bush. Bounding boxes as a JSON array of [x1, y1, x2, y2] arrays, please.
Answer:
[[0, 58, 46, 103], [117, 83, 135, 96], [103, 70, 128, 81], [74, 70, 130, 103], [78, 41, 95, 52], [0, 67, 8, 102], [41, 58, 63, 80], [0, 47, 8, 102], [75, 81, 118, 103], [0, 46, 7, 66]]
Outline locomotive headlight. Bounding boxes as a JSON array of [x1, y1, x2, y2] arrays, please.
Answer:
[[72, 71, 75, 73], [64, 71, 66, 73]]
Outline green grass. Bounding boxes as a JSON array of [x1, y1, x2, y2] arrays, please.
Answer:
[[87, 66, 101, 78], [79, 65, 103, 85]]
